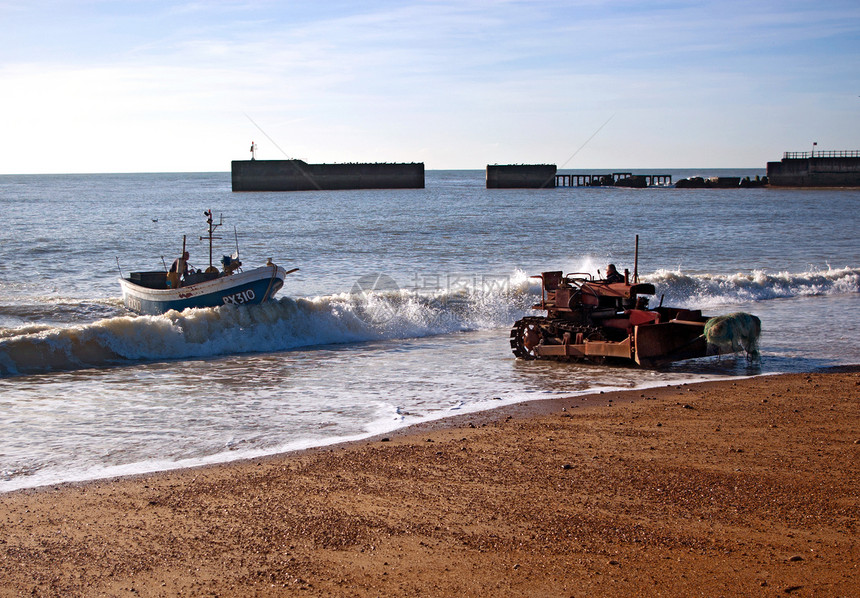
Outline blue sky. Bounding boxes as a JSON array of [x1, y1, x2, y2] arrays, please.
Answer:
[[1, 0, 858, 173]]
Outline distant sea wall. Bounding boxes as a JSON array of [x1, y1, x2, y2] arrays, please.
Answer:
[[486, 164, 557, 188], [232, 160, 425, 191], [767, 153, 860, 187]]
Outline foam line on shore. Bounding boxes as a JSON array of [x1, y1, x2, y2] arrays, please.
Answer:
[[0, 372, 755, 494]]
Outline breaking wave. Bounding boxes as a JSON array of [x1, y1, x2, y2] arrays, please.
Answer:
[[0, 266, 856, 376], [0, 274, 536, 377], [646, 266, 859, 308]]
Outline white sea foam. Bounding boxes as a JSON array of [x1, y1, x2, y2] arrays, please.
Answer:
[[0, 266, 856, 377], [1, 371, 746, 494], [646, 266, 859, 308]]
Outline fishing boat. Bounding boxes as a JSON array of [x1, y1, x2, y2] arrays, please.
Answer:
[[119, 211, 297, 315]]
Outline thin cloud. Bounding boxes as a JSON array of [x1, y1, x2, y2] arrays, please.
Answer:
[[0, 0, 858, 172]]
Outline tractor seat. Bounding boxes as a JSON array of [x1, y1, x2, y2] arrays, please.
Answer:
[[541, 271, 564, 291]]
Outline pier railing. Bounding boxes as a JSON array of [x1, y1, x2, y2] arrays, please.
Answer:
[[783, 150, 860, 159]]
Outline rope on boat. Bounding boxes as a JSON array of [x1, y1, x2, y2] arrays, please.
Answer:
[[262, 264, 280, 301]]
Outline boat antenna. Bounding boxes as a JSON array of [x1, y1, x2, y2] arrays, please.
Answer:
[[244, 113, 292, 159], [200, 210, 222, 270], [243, 113, 322, 190], [161, 256, 168, 271], [115, 256, 123, 278], [233, 225, 240, 261], [559, 113, 615, 170], [542, 113, 615, 188]]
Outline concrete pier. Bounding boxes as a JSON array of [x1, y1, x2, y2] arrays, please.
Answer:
[[232, 160, 425, 191], [486, 164, 557, 188], [555, 172, 672, 187], [767, 151, 860, 187]]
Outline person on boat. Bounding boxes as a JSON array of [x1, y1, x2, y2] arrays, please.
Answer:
[[170, 251, 191, 277], [604, 263, 624, 284]]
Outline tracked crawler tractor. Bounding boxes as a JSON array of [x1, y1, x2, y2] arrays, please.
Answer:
[[510, 270, 713, 367], [511, 239, 713, 367]]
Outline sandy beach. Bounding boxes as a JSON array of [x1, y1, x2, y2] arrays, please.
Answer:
[[1, 368, 858, 597]]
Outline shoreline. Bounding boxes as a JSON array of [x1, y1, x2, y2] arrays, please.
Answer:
[[1, 368, 858, 596], [0, 367, 765, 495], [38, 364, 860, 492]]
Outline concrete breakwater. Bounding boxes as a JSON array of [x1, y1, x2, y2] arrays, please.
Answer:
[[767, 151, 860, 187], [556, 172, 672, 187], [485, 164, 557, 188], [231, 152, 859, 191], [231, 160, 424, 191], [484, 165, 672, 188], [675, 176, 767, 188]]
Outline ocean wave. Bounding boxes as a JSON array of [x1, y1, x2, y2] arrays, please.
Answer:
[[645, 266, 859, 308], [0, 299, 124, 325], [0, 279, 536, 376], [0, 266, 855, 376]]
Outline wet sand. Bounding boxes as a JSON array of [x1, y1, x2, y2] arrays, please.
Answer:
[[1, 368, 858, 597]]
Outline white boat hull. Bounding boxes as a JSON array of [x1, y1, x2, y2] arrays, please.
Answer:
[[119, 265, 287, 315]]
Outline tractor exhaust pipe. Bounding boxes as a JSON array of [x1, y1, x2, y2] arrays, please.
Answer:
[[633, 234, 639, 284]]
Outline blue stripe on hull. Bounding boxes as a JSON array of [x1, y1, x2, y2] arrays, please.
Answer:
[[123, 274, 284, 315]]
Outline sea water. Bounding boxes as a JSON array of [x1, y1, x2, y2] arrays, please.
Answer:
[[0, 170, 857, 492]]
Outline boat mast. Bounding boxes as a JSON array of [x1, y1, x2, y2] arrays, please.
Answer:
[[201, 210, 222, 270]]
